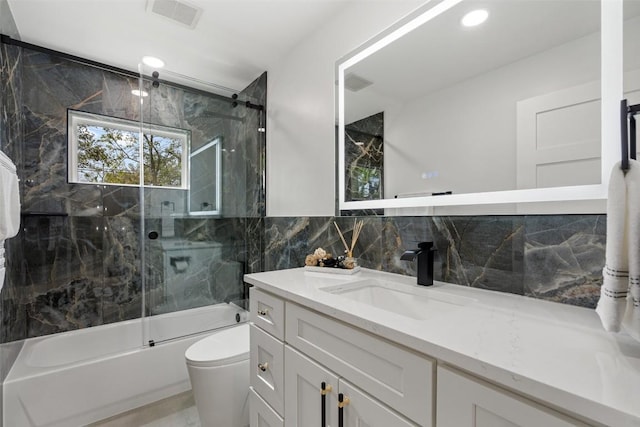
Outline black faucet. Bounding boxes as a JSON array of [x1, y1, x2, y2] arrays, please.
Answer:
[[400, 242, 436, 286]]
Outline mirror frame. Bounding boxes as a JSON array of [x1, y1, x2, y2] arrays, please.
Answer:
[[337, 0, 622, 213]]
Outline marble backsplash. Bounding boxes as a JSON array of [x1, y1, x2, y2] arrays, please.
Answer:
[[264, 214, 606, 308]]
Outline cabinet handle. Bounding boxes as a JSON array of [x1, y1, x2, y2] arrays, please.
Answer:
[[321, 382, 330, 427], [257, 308, 269, 316], [338, 393, 350, 427], [320, 382, 333, 427], [258, 362, 269, 372]]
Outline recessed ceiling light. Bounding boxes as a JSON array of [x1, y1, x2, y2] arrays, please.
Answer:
[[142, 56, 165, 68], [461, 9, 488, 27], [131, 89, 149, 97]]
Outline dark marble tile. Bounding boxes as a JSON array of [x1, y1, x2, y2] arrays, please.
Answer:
[[333, 216, 383, 270], [523, 215, 605, 308], [20, 216, 105, 337], [382, 216, 433, 277], [433, 216, 524, 294], [245, 217, 264, 274], [102, 216, 142, 323], [264, 217, 312, 271]]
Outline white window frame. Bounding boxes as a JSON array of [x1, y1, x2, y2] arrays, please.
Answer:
[[68, 109, 190, 189]]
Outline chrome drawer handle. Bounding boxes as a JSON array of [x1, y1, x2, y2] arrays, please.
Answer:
[[257, 308, 269, 316], [258, 362, 269, 372]]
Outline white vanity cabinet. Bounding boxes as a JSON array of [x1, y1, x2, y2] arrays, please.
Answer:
[[285, 346, 418, 427], [246, 269, 640, 427], [436, 366, 588, 427], [249, 287, 432, 427], [284, 301, 433, 426]]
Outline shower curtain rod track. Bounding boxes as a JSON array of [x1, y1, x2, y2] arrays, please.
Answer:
[[0, 34, 265, 110]]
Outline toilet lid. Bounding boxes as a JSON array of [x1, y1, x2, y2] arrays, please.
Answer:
[[185, 323, 249, 367]]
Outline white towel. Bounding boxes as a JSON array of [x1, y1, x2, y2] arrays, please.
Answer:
[[0, 149, 20, 293], [0, 149, 20, 241], [596, 159, 640, 341]]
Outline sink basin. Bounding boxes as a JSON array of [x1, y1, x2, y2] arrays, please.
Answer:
[[320, 279, 474, 320]]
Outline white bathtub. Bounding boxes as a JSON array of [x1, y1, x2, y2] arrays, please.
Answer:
[[3, 303, 248, 427]]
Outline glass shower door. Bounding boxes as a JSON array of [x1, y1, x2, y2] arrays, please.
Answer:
[[137, 66, 259, 345]]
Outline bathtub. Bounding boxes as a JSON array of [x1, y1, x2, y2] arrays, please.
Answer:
[[3, 303, 248, 427]]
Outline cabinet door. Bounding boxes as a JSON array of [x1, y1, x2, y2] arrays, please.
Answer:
[[284, 346, 338, 427], [250, 387, 284, 427], [437, 366, 588, 427], [286, 302, 433, 426], [338, 378, 419, 427]]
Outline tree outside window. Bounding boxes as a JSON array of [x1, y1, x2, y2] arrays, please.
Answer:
[[69, 110, 188, 188]]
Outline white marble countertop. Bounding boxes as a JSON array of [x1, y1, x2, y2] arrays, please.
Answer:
[[244, 267, 640, 427]]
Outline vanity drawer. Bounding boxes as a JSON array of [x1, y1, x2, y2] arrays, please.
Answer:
[[285, 302, 434, 427], [250, 324, 284, 417], [250, 288, 285, 340], [250, 386, 284, 427]]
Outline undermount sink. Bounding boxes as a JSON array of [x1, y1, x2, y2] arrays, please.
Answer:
[[320, 278, 475, 320]]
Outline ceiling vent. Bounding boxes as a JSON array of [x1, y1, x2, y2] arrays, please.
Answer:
[[147, 0, 203, 29], [344, 73, 373, 92]]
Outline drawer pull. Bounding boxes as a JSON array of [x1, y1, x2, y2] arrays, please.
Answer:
[[338, 393, 350, 427], [258, 362, 269, 372], [338, 393, 350, 408], [321, 382, 332, 427], [257, 308, 269, 316], [320, 382, 332, 395]]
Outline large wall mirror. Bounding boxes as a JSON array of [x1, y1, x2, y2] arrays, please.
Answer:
[[338, 0, 637, 214]]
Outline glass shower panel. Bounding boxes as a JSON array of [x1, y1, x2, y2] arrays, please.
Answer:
[[138, 66, 253, 345]]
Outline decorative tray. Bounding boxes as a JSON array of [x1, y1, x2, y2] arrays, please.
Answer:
[[303, 265, 361, 275]]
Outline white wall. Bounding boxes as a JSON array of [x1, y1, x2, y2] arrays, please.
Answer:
[[384, 29, 604, 199], [266, 0, 423, 216]]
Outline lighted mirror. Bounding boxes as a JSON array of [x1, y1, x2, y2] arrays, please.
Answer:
[[338, 0, 631, 213], [188, 137, 221, 216]]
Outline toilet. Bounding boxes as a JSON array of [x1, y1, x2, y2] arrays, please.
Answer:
[[185, 322, 250, 427]]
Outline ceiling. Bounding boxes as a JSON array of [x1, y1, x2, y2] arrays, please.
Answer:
[[6, 0, 375, 94]]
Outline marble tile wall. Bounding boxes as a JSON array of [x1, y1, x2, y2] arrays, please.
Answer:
[[345, 112, 384, 201], [0, 44, 266, 343], [264, 215, 606, 309]]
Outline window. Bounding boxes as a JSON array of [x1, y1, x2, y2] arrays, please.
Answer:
[[68, 110, 189, 189]]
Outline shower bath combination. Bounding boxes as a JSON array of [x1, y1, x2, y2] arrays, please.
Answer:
[[0, 35, 267, 426]]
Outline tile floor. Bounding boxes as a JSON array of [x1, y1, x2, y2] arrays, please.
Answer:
[[89, 391, 201, 427]]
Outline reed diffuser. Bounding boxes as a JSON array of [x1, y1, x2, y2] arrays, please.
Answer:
[[334, 219, 364, 259]]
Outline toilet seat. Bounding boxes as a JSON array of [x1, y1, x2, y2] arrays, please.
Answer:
[[185, 323, 249, 368]]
